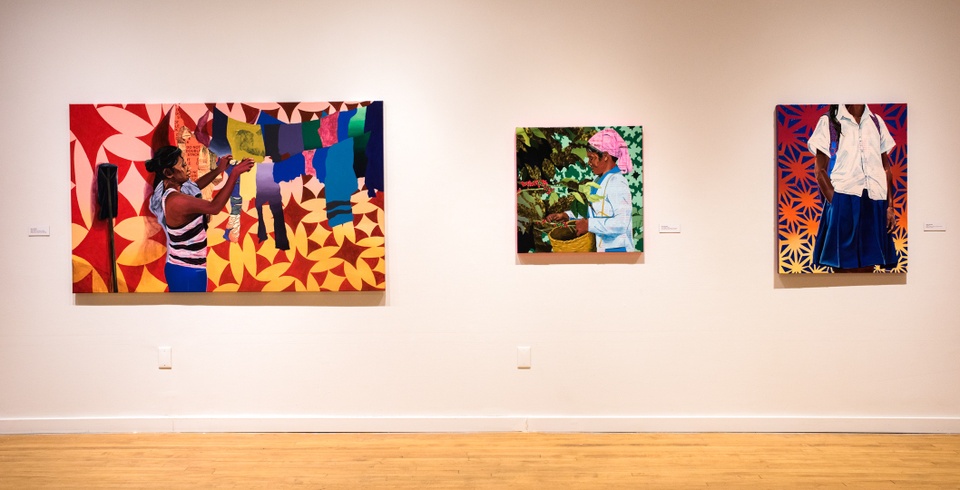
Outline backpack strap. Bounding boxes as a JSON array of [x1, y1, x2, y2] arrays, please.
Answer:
[[870, 113, 882, 136], [829, 117, 838, 157], [828, 111, 839, 179]]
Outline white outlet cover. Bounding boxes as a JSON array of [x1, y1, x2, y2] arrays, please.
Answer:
[[158, 346, 172, 369], [517, 346, 531, 369]]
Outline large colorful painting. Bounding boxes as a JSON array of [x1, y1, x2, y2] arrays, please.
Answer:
[[71, 101, 385, 292], [517, 126, 643, 254], [776, 104, 907, 274]]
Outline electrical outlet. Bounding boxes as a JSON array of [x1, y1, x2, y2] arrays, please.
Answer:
[[158, 346, 172, 369], [517, 346, 531, 369]]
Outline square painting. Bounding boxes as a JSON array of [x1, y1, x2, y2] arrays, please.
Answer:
[[516, 126, 643, 254], [776, 104, 907, 273], [70, 101, 385, 292]]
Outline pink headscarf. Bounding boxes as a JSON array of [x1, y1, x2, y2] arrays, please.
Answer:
[[588, 128, 633, 174]]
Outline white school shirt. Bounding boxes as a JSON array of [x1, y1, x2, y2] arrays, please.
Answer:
[[807, 105, 895, 201]]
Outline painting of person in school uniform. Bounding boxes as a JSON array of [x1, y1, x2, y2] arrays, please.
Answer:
[[776, 104, 907, 274]]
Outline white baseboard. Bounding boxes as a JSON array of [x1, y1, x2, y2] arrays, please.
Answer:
[[524, 416, 960, 433], [2, 416, 959, 435]]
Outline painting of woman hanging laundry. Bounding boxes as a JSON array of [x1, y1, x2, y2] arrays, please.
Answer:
[[70, 101, 385, 292]]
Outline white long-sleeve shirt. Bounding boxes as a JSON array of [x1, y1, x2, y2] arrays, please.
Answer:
[[568, 169, 636, 252]]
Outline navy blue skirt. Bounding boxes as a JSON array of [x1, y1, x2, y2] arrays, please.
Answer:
[[812, 190, 898, 270]]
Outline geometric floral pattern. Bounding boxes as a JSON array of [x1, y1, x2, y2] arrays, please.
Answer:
[[70, 102, 385, 292], [776, 104, 907, 274]]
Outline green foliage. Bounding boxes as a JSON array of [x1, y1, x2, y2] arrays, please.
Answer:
[[516, 127, 530, 147], [517, 189, 545, 232], [516, 127, 596, 182]]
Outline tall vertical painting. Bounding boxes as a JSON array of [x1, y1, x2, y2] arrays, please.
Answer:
[[517, 126, 643, 254], [776, 104, 907, 274], [71, 101, 385, 292]]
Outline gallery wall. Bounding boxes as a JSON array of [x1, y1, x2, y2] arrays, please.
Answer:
[[1, 0, 958, 433]]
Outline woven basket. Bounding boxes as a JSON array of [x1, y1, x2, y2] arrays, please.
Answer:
[[548, 227, 596, 253]]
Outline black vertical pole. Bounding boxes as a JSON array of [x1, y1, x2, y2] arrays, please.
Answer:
[[107, 214, 117, 293], [97, 164, 119, 293]]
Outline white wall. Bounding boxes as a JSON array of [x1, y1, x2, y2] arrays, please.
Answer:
[[1, 0, 959, 434]]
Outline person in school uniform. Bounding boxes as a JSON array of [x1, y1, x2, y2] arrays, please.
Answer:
[[807, 104, 898, 272]]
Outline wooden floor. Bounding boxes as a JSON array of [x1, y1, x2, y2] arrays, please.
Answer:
[[1, 433, 959, 489]]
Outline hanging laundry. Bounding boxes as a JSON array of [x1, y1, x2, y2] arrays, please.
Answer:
[[208, 109, 232, 157], [320, 113, 338, 148], [348, 106, 367, 139], [321, 138, 358, 228], [193, 110, 212, 147], [226, 117, 266, 162], [278, 122, 305, 160], [261, 123, 282, 161], [255, 158, 290, 250], [336, 109, 357, 142], [363, 101, 384, 198], [301, 118, 322, 151], [274, 152, 306, 184]]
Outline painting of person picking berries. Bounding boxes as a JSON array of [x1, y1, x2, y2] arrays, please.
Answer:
[[516, 126, 642, 254]]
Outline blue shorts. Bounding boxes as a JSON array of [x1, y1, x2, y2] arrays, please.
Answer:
[[812, 190, 897, 270], [165, 262, 207, 292]]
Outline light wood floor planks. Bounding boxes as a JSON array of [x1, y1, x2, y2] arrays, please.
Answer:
[[1, 433, 959, 489]]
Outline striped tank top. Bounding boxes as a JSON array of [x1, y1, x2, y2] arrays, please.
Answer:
[[161, 188, 207, 268]]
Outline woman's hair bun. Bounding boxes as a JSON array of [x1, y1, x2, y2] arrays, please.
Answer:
[[147, 146, 182, 173]]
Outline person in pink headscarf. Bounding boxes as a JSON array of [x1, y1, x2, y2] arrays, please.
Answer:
[[546, 128, 636, 252]]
